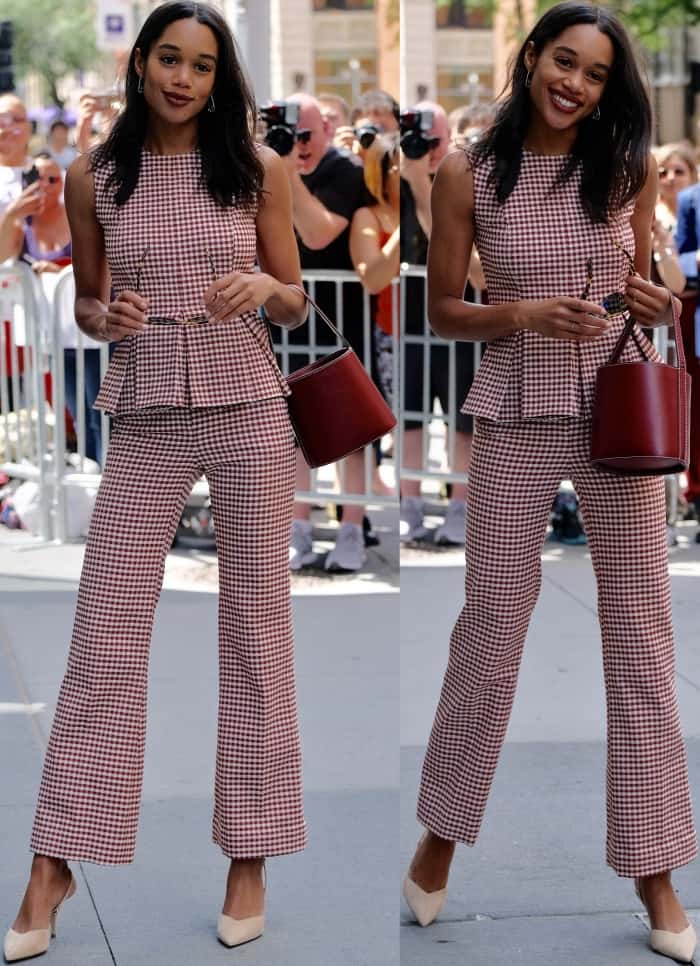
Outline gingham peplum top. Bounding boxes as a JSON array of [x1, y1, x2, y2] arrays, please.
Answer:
[[92, 148, 289, 415], [461, 148, 662, 421]]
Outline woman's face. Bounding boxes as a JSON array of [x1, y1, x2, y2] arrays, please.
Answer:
[[35, 157, 63, 210], [135, 17, 218, 126], [525, 24, 614, 134], [658, 152, 694, 205]]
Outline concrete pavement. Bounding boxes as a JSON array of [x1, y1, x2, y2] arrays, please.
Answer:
[[401, 523, 700, 965], [0, 505, 399, 966]]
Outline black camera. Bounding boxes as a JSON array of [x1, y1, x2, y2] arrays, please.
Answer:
[[259, 100, 307, 157], [400, 109, 440, 160], [354, 123, 380, 150], [21, 165, 39, 189]]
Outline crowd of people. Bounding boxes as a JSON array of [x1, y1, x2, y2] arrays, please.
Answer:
[[0, 84, 400, 572], [1, 76, 699, 566]]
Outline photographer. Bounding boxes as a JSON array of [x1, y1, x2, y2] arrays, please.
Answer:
[[400, 101, 478, 545], [262, 92, 378, 572]]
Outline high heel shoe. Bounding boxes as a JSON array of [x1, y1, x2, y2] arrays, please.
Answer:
[[634, 878, 697, 963], [402, 833, 448, 927], [402, 875, 447, 927], [217, 861, 266, 948], [3, 872, 76, 963]]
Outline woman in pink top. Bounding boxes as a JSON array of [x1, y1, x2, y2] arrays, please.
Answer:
[[4, 2, 309, 960], [403, 4, 696, 963]]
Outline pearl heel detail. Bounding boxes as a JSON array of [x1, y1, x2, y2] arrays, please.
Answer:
[[634, 878, 697, 963], [3, 873, 76, 963]]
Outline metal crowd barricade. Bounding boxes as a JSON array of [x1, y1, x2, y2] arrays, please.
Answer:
[[0, 265, 398, 543], [0, 261, 52, 540], [399, 263, 483, 488], [273, 268, 399, 507]]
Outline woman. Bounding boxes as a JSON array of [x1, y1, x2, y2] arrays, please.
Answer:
[[350, 133, 399, 499], [4, 2, 308, 961], [0, 152, 106, 465], [0, 151, 71, 270], [402, 5, 697, 963], [652, 142, 696, 294]]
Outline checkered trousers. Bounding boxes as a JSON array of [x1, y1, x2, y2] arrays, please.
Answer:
[[417, 418, 697, 877], [30, 399, 307, 863], [462, 151, 663, 421], [92, 151, 289, 415]]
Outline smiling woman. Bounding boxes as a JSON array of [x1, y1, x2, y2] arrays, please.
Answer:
[[2, 2, 313, 963], [402, 4, 697, 964]]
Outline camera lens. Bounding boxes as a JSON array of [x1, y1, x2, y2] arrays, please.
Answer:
[[400, 131, 431, 160], [355, 126, 378, 149], [265, 125, 295, 157]]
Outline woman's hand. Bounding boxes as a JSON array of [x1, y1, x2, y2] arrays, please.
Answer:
[[32, 260, 61, 274], [88, 290, 149, 342], [203, 271, 277, 323], [6, 183, 43, 221], [624, 275, 679, 327], [516, 297, 610, 341]]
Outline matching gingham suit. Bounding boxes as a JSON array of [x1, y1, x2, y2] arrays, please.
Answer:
[[30, 150, 307, 863], [417, 150, 697, 876]]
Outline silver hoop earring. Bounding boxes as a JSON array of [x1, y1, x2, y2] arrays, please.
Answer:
[[207, 95, 215, 113], [525, 71, 532, 88], [592, 105, 601, 121], [137, 76, 144, 94]]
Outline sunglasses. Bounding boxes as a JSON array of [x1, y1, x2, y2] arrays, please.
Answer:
[[133, 246, 218, 325], [581, 240, 637, 316], [39, 175, 61, 185], [295, 129, 312, 144]]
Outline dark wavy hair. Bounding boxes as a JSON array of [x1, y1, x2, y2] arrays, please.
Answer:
[[471, 3, 651, 224], [91, 0, 263, 207]]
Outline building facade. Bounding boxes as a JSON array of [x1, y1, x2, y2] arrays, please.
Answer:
[[401, 0, 699, 145]]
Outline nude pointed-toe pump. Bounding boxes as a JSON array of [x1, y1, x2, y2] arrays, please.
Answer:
[[634, 879, 697, 963], [217, 862, 266, 949], [402, 874, 447, 927], [3, 872, 77, 964]]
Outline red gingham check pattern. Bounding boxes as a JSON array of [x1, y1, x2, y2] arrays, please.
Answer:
[[92, 150, 289, 415], [417, 417, 697, 877], [30, 399, 307, 863], [462, 151, 663, 421]]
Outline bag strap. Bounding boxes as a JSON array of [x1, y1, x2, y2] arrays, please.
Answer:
[[607, 288, 685, 370], [237, 283, 350, 390], [287, 283, 352, 350]]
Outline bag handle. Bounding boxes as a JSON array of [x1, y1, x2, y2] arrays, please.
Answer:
[[237, 282, 351, 392], [287, 283, 352, 350], [607, 288, 685, 369]]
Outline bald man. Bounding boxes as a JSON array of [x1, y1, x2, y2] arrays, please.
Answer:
[[276, 93, 377, 573], [0, 94, 33, 215]]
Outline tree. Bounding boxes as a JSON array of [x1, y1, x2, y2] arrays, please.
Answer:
[[0, 0, 99, 107]]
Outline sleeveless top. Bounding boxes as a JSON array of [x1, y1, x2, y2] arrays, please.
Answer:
[[462, 149, 662, 421], [92, 149, 289, 414]]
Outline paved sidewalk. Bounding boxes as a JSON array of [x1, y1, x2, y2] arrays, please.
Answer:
[[0, 514, 399, 965], [401, 523, 700, 965]]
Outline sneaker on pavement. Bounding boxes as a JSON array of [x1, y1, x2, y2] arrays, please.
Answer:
[[434, 499, 467, 546], [289, 519, 315, 571], [400, 496, 428, 543], [325, 522, 367, 573]]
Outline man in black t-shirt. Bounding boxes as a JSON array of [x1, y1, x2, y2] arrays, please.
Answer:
[[400, 102, 479, 547], [278, 93, 375, 574]]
